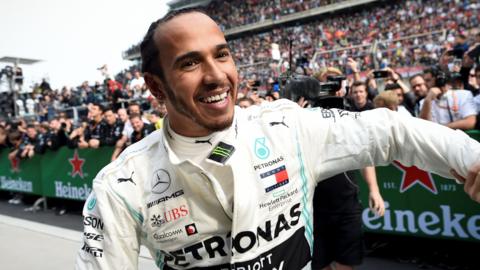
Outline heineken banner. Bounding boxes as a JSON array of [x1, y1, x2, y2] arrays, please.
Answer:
[[359, 131, 480, 242], [0, 152, 42, 195], [40, 147, 113, 201]]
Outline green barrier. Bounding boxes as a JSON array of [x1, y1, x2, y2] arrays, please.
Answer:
[[40, 147, 114, 200], [0, 151, 43, 195], [359, 131, 480, 242], [0, 147, 113, 200]]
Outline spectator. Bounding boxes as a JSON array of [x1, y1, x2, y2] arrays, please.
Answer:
[[384, 83, 414, 116], [373, 90, 399, 111], [148, 111, 163, 130], [350, 81, 374, 111], [101, 108, 124, 146], [419, 72, 477, 130], [237, 96, 255, 108], [82, 103, 106, 149], [129, 113, 154, 144], [129, 70, 145, 91]]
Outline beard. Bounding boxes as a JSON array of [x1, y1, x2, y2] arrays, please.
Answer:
[[163, 82, 234, 133]]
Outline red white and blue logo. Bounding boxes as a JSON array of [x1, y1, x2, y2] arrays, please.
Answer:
[[260, 165, 289, 192]]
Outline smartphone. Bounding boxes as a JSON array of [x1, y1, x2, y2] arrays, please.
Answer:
[[373, 70, 389, 79]]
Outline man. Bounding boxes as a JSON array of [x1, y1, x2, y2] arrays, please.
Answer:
[[419, 72, 477, 130], [82, 103, 106, 149], [384, 83, 413, 117], [76, 9, 480, 270], [350, 81, 374, 111], [100, 107, 124, 147], [129, 113, 155, 144], [408, 74, 429, 116]]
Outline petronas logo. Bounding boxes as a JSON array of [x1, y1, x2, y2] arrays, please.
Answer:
[[208, 142, 235, 164]]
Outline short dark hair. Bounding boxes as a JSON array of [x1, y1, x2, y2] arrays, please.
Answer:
[[140, 7, 208, 79], [409, 73, 424, 83], [351, 81, 367, 89], [384, 83, 402, 91], [91, 102, 105, 112]]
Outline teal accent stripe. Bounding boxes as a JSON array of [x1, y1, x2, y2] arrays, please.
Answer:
[[295, 131, 314, 254], [155, 250, 165, 269], [112, 189, 144, 225]]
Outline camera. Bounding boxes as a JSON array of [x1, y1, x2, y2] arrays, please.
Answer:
[[372, 70, 389, 79], [283, 75, 346, 109]]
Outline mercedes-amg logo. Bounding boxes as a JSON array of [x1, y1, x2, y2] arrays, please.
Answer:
[[151, 169, 171, 194]]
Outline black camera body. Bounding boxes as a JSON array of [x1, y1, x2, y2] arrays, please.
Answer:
[[283, 75, 347, 109]]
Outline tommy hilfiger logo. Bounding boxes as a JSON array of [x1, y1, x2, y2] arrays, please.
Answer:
[[185, 223, 198, 236], [208, 142, 235, 164], [260, 165, 289, 192]]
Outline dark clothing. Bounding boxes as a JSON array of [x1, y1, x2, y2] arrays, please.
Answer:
[[460, 66, 480, 96], [312, 212, 364, 269], [351, 100, 374, 112], [130, 124, 155, 144], [84, 119, 106, 141], [312, 172, 364, 269], [313, 171, 362, 214], [402, 91, 416, 116], [101, 119, 124, 146], [34, 132, 48, 154], [47, 129, 69, 150]]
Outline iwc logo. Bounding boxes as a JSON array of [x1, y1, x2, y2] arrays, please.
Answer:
[[152, 169, 171, 194]]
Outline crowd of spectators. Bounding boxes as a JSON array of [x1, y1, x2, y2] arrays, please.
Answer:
[[209, 0, 345, 30], [230, 0, 480, 85], [121, 0, 479, 86]]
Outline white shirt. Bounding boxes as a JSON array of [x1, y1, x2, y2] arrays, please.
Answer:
[[129, 77, 145, 89], [419, 89, 476, 125]]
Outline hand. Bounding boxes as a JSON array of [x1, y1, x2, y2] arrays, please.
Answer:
[[368, 191, 385, 217], [426, 87, 442, 100], [451, 165, 480, 202], [297, 97, 309, 108], [346, 58, 359, 73], [385, 67, 400, 81]]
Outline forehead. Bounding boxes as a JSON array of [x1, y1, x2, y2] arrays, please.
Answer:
[[154, 12, 226, 61]]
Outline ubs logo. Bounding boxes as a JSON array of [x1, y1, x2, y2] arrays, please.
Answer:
[[152, 169, 171, 194]]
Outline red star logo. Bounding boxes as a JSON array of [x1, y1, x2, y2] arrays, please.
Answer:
[[10, 157, 20, 172], [69, 150, 85, 178], [393, 161, 437, 194]]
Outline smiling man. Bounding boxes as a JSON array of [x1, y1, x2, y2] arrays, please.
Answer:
[[76, 8, 480, 270]]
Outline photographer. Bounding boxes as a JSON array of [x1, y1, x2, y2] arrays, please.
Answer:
[[419, 70, 477, 130]]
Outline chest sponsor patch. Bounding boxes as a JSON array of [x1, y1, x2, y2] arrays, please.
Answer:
[[208, 142, 235, 164], [260, 165, 289, 192]]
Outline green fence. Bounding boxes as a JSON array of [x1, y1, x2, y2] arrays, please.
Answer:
[[0, 147, 113, 200]]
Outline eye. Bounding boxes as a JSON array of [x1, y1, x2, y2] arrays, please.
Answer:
[[181, 60, 198, 69], [217, 50, 230, 59]]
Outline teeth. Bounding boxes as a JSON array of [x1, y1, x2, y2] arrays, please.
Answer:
[[203, 92, 228, 103]]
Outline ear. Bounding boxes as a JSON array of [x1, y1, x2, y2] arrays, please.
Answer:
[[144, 72, 166, 102]]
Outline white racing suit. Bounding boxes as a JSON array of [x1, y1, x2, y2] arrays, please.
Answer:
[[76, 99, 480, 269]]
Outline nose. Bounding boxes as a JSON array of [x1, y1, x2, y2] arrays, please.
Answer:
[[202, 58, 227, 87]]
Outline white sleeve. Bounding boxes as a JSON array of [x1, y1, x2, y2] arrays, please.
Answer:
[[75, 178, 142, 270], [459, 91, 477, 118], [297, 107, 480, 182]]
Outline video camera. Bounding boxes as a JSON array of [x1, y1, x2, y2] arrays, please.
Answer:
[[282, 75, 348, 109]]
